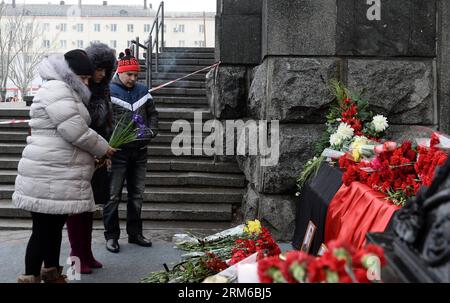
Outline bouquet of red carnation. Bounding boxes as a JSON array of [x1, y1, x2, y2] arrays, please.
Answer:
[[415, 139, 448, 187], [257, 241, 386, 283], [339, 141, 421, 206], [229, 227, 281, 266]]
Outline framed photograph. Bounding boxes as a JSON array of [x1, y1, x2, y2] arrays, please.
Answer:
[[300, 221, 317, 254], [317, 243, 328, 256]]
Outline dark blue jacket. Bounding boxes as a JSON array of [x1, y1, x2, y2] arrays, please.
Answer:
[[110, 76, 159, 149]]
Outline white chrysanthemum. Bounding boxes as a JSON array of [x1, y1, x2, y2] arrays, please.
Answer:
[[329, 133, 342, 147], [372, 115, 388, 132], [336, 123, 354, 140]]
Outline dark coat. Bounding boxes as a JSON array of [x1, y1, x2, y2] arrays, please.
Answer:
[[85, 43, 117, 204]]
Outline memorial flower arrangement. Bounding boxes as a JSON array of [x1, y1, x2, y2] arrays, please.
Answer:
[[257, 241, 386, 283], [140, 220, 280, 283], [338, 136, 448, 207], [229, 222, 281, 265], [297, 80, 389, 194]]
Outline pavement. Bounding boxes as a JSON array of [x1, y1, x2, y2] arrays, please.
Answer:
[[0, 224, 293, 283]]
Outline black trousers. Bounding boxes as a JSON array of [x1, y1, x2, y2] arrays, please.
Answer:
[[25, 212, 68, 276], [103, 148, 147, 240]]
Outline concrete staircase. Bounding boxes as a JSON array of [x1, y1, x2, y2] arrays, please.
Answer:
[[0, 47, 246, 228]]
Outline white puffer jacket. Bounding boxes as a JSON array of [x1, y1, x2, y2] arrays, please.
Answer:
[[12, 54, 110, 215]]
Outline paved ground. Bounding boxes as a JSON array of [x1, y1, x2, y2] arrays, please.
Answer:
[[0, 226, 293, 283]]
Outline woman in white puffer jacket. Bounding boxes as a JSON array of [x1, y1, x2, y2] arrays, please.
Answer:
[[13, 49, 115, 283]]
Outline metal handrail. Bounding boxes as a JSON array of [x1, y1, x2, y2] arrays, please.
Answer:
[[129, 1, 164, 88]]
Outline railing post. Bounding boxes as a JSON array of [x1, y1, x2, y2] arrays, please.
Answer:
[[135, 36, 140, 60], [155, 15, 159, 73], [161, 1, 164, 50], [148, 35, 152, 89]]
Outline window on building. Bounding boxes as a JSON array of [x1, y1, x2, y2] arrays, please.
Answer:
[[164, 24, 166, 33], [144, 24, 151, 32], [59, 23, 67, 32], [42, 40, 50, 48], [174, 24, 185, 33], [25, 23, 33, 32], [111, 24, 117, 32], [76, 24, 83, 32], [110, 40, 117, 48], [127, 40, 132, 47], [194, 40, 206, 47], [77, 40, 83, 48], [127, 24, 134, 33], [60, 40, 67, 48], [43, 23, 50, 32], [94, 24, 100, 32], [199, 24, 205, 33], [178, 40, 185, 47]]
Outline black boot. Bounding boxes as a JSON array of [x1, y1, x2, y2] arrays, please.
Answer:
[[106, 239, 120, 253], [128, 235, 152, 247]]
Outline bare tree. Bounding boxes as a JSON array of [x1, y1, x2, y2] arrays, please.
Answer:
[[0, 3, 24, 101], [9, 17, 57, 99]]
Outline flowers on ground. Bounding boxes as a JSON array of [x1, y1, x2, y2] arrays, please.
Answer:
[[243, 219, 262, 235], [257, 241, 386, 283]]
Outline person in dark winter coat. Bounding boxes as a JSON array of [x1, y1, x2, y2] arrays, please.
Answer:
[[66, 43, 117, 274], [103, 49, 158, 253]]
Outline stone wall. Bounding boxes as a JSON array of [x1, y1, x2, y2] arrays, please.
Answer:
[[208, 0, 449, 241]]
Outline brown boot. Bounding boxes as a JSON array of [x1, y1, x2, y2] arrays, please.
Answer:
[[17, 275, 41, 283], [40, 266, 68, 283]]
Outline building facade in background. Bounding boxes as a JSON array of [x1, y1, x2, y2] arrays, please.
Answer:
[[1, 2, 215, 97]]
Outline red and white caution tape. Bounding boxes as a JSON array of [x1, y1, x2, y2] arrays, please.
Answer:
[[0, 119, 30, 125], [0, 62, 222, 124], [149, 61, 221, 93]]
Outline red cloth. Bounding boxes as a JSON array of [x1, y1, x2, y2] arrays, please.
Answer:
[[325, 182, 400, 250]]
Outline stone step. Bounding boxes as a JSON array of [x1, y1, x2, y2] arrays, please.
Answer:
[[0, 200, 232, 221], [0, 143, 24, 154], [0, 109, 30, 118], [0, 185, 244, 203], [150, 52, 215, 59], [0, 170, 245, 187], [151, 65, 210, 73], [0, 217, 234, 231], [0, 130, 210, 144], [152, 80, 206, 89], [0, 108, 213, 121], [0, 131, 28, 142], [148, 144, 216, 158], [0, 123, 29, 130], [154, 96, 208, 106], [162, 47, 215, 53], [157, 107, 212, 120], [152, 87, 206, 96], [0, 143, 216, 158], [0, 156, 243, 173], [149, 58, 215, 66], [150, 72, 206, 81], [158, 120, 206, 131]]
